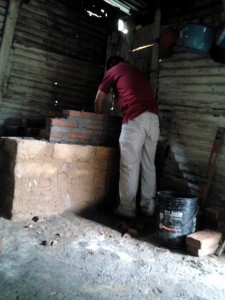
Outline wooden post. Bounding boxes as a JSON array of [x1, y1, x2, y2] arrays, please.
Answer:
[[0, 0, 22, 109], [150, 6, 161, 99], [199, 127, 225, 209]]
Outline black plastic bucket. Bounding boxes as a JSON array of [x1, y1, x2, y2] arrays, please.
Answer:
[[156, 191, 198, 249]]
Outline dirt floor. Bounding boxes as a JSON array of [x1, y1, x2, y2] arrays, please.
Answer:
[[0, 207, 225, 300]]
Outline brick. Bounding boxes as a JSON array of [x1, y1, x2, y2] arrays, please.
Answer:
[[186, 243, 219, 257], [63, 110, 95, 119], [46, 118, 77, 128], [50, 131, 65, 139], [66, 132, 91, 142], [85, 124, 104, 131], [186, 229, 222, 249], [42, 110, 121, 147]]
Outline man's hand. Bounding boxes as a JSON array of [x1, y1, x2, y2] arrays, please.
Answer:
[[95, 90, 106, 114]]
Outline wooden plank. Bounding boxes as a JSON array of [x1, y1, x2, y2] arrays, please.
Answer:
[[0, 0, 22, 107], [158, 82, 225, 93], [158, 95, 225, 105], [160, 59, 222, 69], [159, 76, 225, 85], [160, 67, 225, 76]]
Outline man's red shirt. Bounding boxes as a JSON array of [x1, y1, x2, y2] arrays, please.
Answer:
[[98, 62, 158, 123]]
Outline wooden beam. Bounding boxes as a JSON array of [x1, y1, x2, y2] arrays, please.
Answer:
[[150, 8, 161, 99], [0, 0, 22, 108]]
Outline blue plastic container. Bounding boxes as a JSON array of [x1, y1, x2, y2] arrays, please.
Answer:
[[216, 24, 225, 50], [179, 24, 215, 53]]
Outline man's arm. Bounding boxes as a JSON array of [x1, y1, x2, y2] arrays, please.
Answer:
[[95, 90, 106, 114]]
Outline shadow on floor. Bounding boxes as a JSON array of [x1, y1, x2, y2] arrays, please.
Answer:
[[78, 204, 186, 255]]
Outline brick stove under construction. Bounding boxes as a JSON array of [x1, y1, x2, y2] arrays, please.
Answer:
[[0, 110, 121, 220]]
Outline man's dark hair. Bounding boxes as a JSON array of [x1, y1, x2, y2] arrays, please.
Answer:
[[106, 56, 124, 70]]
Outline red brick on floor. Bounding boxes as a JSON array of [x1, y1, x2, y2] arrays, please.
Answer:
[[186, 229, 222, 249]]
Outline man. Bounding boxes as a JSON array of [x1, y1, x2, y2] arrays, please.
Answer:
[[95, 56, 159, 218]]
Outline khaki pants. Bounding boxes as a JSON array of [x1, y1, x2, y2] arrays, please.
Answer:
[[118, 111, 159, 217]]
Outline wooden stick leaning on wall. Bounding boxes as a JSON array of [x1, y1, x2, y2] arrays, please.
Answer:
[[0, 0, 22, 110], [150, 3, 161, 99]]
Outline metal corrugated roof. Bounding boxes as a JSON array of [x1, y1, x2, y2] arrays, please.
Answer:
[[103, 0, 154, 15], [102, 0, 223, 27]]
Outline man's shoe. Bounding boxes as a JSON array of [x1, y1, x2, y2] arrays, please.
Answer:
[[140, 208, 155, 217], [113, 208, 135, 218]]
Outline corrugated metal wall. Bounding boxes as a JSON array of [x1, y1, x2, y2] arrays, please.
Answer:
[[158, 47, 225, 206], [0, 0, 109, 122]]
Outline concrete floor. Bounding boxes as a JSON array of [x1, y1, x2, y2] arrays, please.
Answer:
[[0, 208, 225, 300]]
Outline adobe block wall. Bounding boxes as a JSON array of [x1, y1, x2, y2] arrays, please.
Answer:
[[0, 137, 119, 221]]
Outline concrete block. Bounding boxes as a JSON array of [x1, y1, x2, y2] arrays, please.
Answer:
[[53, 144, 94, 162], [186, 229, 222, 249], [15, 162, 59, 177], [186, 243, 219, 257]]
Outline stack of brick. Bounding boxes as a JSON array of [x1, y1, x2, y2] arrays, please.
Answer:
[[39, 110, 122, 147], [203, 206, 225, 231], [186, 229, 222, 257]]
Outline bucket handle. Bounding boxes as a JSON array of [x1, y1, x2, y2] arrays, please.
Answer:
[[161, 206, 199, 232]]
